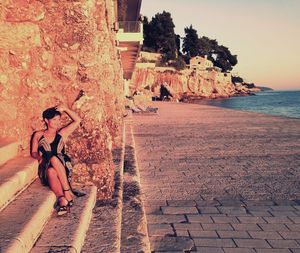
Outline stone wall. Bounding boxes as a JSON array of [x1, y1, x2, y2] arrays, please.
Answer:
[[0, 0, 125, 199]]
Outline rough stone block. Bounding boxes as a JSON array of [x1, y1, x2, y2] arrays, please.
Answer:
[[173, 223, 203, 231], [196, 200, 221, 207], [289, 217, 300, 224], [243, 200, 275, 206], [223, 248, 255, 253], [270, 211, 299, 217], [217, 230, 250, 239], [150, 236, 194, 252], [286, 224, 300, 231], [218, 206, 247, 215], [162, 206, 199, 215], [199, 207, 221, 214], [255, 249, 291, 253], [193, 238, 236, 247], [147, 214, 186, 224], [195, 247, 224, 253], [189, 230, 218, 238], [267, 239, 300, 248], [258, 223, 290, 232], [264, 217, 293, 224], [175, 230, 189, 236], [232, 223, 261, 231], [234, 239, 271, 248], [167, 200, 196, 206], [237, 217, 266, 223], [202, 223, 234, 231], [249, 211, 272, 217], [148, 224, 174, 236], [279, 231, 300, 240], [248, 231, 282, 239], [212, 216, 240, 224], [271, 206, 297, 211], [187, 215, 214, 223]]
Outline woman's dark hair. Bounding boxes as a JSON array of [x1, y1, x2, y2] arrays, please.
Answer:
[[42, 107, 61, 120]]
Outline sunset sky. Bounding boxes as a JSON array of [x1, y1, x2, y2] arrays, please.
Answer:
[[141, 0, 300, 90]]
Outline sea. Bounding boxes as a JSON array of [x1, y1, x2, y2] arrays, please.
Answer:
[[195, 90, 300, 119]]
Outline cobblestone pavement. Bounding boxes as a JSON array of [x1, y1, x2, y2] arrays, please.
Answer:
[[132, 102, 300, 252]]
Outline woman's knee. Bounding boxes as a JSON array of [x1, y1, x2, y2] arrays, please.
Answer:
[[47, 167, 57, 178], [50, 156, 63, 168]]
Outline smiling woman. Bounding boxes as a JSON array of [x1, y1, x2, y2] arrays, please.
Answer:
[[31, 105, 82, 216]]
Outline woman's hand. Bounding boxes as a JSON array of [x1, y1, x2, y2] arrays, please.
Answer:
[[55, 105, 68, 112]]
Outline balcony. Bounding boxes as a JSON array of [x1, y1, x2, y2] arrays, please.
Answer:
[[116, 21, 143, 44], [115, 0, 143, 80]]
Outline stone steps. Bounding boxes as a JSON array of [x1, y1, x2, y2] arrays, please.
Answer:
[[0, 180, 56, 253], [0, 139, 19, 166], [30, 185, 97, 253], [0, 144, 97, 253], [0, 156, 38, 211]]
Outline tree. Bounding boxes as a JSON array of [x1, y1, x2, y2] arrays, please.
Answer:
[[175, 34, 181, 56], [142, 11, 177, 61], [232, 76, 244, 84], [197, 36, 237, 72], [183, 25, 200, 58], [142, 16, 156, 51], [198, 36, 217, 60], [213, 45, 237, 72]]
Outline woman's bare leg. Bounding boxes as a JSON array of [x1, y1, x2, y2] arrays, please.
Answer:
[[47, 167, 68, 206], [50, 156, 74, 201]]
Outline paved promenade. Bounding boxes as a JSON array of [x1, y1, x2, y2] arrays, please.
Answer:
[[132, 102, 300, 253]]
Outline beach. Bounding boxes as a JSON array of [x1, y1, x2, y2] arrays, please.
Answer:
[[132, 101, 300, 252]]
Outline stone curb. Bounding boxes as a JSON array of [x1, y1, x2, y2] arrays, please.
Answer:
[[126, 123, 151, 252], [71, 186, 97, 253], [116, 122, 126, 252], [31, 186, 97, 253], [0, 158, 38, 211], [3, 185, 55, 253], [0, 140, 19, 166]]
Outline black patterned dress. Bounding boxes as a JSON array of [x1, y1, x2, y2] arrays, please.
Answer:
[[37, 133, 73, 186]]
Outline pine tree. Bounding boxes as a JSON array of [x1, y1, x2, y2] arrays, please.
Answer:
[[142, 11, 177, 61], [182, 25, 200, 58]]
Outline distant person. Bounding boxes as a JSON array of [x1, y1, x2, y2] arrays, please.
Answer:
[[31, 105, 82, 215], [160, 84, 173, 101]]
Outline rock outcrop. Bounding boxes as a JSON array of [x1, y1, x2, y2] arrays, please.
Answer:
[[0, 0, 124, 199], [130, 67, 254, 100]]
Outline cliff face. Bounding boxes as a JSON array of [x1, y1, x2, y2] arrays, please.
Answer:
[[130, 68, 242, 99], [0, 0, 124, 199]]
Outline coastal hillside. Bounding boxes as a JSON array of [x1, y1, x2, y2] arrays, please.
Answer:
[[0, 0, 124, 198], [130, 55, 258, 100], [132, 12, 263, 100], [131, 67, 236, 99]]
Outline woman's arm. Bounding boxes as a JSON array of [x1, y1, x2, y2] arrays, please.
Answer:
[[57, 105, 81, 140], [31, 131, 43, 161]]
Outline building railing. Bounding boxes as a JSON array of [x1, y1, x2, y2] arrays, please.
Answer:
[[119, 21, 141, 33]]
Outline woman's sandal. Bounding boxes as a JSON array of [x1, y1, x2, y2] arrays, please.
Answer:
[[56, 196, 70, 216], [63, 188, 74, 207]]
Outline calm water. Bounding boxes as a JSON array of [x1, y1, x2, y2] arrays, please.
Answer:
[[197, 90, 300, 118]]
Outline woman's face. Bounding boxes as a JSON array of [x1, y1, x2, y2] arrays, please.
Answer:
[[45, 115, 61, 130]]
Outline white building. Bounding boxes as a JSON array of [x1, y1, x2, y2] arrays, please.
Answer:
[[190, 55, 213, 71]]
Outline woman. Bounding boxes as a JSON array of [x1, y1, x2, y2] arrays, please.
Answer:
[[31, 105, 81, 215]]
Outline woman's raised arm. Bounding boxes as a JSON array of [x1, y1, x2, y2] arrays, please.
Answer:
[[31, 131, 43, 161], [57, 105, 81, 140]]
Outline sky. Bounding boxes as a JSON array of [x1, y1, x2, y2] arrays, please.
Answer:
[[141, 0, 300, 90]]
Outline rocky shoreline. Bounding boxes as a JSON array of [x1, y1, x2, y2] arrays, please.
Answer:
[[130, 67, 263, 102]]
